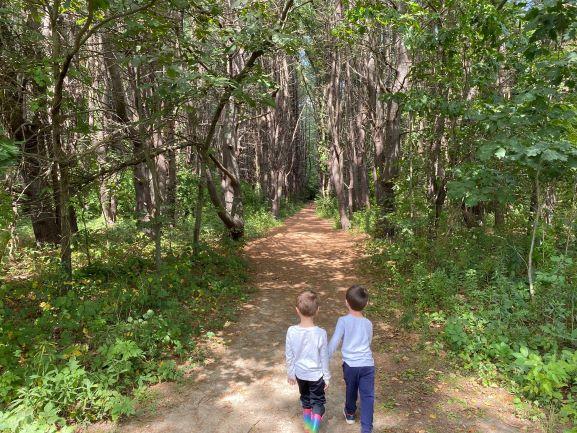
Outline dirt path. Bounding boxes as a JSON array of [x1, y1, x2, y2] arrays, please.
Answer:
[[115, 206, 542, 433]]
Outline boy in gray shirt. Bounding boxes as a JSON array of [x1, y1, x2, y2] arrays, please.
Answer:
[[328, 285, 374, 433], [286, 290, 330, 433]]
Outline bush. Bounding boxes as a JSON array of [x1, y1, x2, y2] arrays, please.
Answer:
[[367, 224, 577, 427], [314, 196, 338, 221], [0, 233, 248, 432]]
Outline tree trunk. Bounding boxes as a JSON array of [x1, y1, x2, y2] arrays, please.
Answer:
[[102, 32, 153, 227], [193, 162, 204, 256], [165, 119, 178, 224], [494, 201, 505, 229], [145, 148, 163, 269], [271, 169, 284, 218], [355, 101, 370, 209], [326, 48, 350, 229], [17, 123, 61, 243], [428, 114, 447, 229], [368, 30, 410, 238], [221, 102, 244, 223], [527, 174, 542, 299], [49, 6, 73, 274]]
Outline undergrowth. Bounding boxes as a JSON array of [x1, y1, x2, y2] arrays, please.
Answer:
[[315, 196, 577, 432], [0, 242, 247, 432], [0, 184, 301, 433]]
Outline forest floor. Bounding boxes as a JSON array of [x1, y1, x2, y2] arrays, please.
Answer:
[[93, 205, 545, 433]]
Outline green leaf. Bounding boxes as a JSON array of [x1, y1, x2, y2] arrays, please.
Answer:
[[92, 0, 110, 11], [494, 147, 506, 159]]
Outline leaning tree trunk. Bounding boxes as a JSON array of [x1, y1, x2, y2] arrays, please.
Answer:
[[203, 162, 244, 239]]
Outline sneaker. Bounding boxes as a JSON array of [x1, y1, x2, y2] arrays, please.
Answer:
[[343, 408, 355, 425]]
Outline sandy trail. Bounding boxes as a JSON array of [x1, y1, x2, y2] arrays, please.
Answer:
[[117, 206, 542, 433]]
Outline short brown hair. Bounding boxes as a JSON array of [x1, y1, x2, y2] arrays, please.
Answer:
[[296, 290, 319, 317], [346, 285, 369, 311]]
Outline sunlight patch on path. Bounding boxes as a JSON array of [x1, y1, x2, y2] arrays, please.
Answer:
[[107, 205, 541, 433]]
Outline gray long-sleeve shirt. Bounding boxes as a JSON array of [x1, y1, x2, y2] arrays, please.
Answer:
[[328, 314, 374, 367], [285, 325, 331, 383]]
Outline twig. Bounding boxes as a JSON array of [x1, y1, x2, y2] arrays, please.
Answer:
[[247, 420, 261, 433]]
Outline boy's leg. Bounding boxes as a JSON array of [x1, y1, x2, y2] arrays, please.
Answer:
[[297, 378, 312, 410], [297, 378, 313, 432], [358, 366, 375, 433], [342, 362, 360, 415], [309, 378, 326, 433], [309, 377, 326, 417]]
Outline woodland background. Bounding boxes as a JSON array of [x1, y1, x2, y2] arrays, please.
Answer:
[[0, 0, 577, 432]]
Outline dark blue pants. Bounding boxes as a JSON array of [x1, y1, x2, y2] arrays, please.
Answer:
[[343, 362, 375, 433]]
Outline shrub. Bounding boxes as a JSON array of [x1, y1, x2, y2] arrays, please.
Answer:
[[367, 224, 577, 427], [314, 196, 338, 221], [0, 234, 249, 432]]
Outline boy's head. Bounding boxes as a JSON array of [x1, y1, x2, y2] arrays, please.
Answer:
[[346, 285, 369, 311], [296, 290, 319, 317]]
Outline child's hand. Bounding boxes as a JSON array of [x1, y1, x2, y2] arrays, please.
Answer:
[[324, 382, 329, 390], [287, 377, 296, 386]]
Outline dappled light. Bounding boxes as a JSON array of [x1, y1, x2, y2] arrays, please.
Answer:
[[110, 207, 538, 433], [1, 0, 575, 431]]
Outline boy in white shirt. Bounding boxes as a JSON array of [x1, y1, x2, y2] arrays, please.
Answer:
[[286, 290, 331, 433]]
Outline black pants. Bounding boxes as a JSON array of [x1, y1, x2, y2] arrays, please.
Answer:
[[296, 376, 326, 416]]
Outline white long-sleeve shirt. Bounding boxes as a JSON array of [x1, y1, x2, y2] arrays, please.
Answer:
[[285, 325, 331, 383], [328, 314, 374, 367]]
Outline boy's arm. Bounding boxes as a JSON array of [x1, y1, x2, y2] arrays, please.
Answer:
[[328, 318, 344, 358], [320, 330, 331, 384], [285, 329, 296, 383], [369, 320, 373, 343]]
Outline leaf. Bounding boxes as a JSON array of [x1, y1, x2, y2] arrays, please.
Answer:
[[0, 135, 19, 173], [494, 147, 507, 159], [91, 0, 110, 11]]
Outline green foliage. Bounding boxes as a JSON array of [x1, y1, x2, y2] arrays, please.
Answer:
[[0, 225, 249, 431], [350, 207, 380, 235], [513, 347, 577, 404], [314, 196, 339, 221], [0, 191, 12, 263], [368, 224, 577, 426], [0, 132, 17, 259], [0, 172, 304, 431], [449, 166, 516, 207], [0, 127, 18, 175]]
